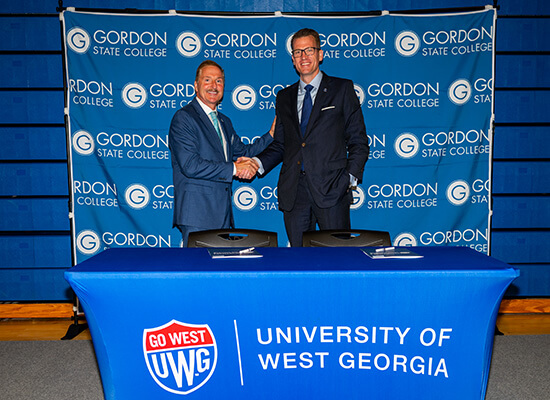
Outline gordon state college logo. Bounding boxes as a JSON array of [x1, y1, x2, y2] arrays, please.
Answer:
[[233, 185, 258, 211], [76, 229, 101, 255], [232, 84, 257, 111], [394, 133, 420, 159], [446, 180, 470, 206], [122, 82, 148, 108], [176, 31, 202, 57], [448, 79, 472, 105], [67, 27, 91, 54], [394, 31, 420, 57], [125, 183, 150, 210], [143, 320, 217, 395], [72, 130, 95, 156]]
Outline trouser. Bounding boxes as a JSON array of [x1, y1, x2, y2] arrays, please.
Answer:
[[283, 173, 351, 247]]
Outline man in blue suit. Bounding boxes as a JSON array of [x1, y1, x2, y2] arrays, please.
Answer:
[[254, 28, 369, 246], [169, 60, 274, 246]]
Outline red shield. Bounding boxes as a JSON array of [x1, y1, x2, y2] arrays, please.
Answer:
[[143, 320, 217, 395]]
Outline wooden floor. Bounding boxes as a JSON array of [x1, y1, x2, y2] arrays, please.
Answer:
[[0, 319, 92, 341], [495, 314, 550, 335], [0, 314, 549, 340]]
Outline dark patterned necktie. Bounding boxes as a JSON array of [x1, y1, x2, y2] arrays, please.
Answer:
[[300, 84, 313, 135]]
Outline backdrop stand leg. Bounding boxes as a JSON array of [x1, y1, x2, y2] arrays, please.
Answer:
[[61, 318, 88, 340], [61, 297, 88, 340]]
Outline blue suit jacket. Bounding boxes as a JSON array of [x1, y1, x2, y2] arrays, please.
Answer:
[[258, 73, 369, 211], [169, 98, 273, 229]]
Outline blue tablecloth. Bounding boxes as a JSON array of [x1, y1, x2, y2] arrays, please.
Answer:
[[65, 246, 517, 400]]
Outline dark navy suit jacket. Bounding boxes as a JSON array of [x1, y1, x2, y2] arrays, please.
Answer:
[[257, 73, 369, 211], [169, 98, 272, 229]]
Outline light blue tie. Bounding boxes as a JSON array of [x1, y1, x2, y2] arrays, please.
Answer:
[[209, 111, 224, 143], [210, 111, 227, 161]]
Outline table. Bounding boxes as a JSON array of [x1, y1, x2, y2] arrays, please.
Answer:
[[65, 246, 517, 399]]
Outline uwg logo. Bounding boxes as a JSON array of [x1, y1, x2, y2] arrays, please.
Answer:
[[143, 320, 217, 395]]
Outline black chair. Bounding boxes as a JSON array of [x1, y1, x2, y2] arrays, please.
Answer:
[[302, 229, 391, 247], [187, 229, 278, 248]]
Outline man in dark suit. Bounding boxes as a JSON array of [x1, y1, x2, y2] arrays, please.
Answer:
[[254, 28, 369, 246], [169, 60, 274, 246]]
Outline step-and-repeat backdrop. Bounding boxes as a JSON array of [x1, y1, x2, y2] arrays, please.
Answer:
[[62, 9, 495, 263]]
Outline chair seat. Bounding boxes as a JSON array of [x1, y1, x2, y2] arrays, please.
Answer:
[[302, 229, 391, 247], [187, 229, 278, 248]]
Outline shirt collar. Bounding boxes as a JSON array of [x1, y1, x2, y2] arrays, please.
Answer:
[[300, 71, 323, 92], [196, 97, 218, 116]]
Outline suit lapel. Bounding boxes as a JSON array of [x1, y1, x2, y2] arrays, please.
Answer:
[[284, 83, 301, 139], [304, 73, 329, 138], [191, 99, 226, 159], [289, 83, 299, 126], [217, 113, 231, 159]]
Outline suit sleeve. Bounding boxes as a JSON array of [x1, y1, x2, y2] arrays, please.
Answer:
[[168, 109, 233, 182], [224, 117, 274, 160], [255, 105, 286, 175], [343, 80, 369, 182]]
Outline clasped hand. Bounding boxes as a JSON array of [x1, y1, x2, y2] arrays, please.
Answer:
[[234, 157, 259, 180]]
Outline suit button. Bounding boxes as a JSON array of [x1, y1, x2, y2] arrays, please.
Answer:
[[302, 142, 306, 147]]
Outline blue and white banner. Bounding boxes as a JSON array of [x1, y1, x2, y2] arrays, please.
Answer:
[[61, 9, 496, 263]]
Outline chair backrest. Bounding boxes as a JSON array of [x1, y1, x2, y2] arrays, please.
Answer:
[[187, 229, 278, 248], [302, 229, 391, 247]]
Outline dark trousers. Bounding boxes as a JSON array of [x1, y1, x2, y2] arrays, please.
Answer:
[[283, 173, 351, 247]]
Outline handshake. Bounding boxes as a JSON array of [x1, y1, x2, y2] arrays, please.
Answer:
[[232, 115, 274, 180], [234, 157, 260, 180]]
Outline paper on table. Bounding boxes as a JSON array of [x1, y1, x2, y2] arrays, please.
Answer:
[[362, 247, 423, 259], [207, 248, 263, 259]]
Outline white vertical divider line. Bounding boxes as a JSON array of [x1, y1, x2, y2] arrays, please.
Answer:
[[234, 319, 244, 386]]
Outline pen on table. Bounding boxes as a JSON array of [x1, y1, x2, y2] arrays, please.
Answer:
[[239, 247, 255, 254], [375, 246, 395, 254]]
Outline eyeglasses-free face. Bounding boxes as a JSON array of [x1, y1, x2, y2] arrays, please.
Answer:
[[194, 65, 224, 110]]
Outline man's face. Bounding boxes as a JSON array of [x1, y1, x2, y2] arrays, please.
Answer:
[[292, 35, 323, 83], [194, 65, 224, 110]]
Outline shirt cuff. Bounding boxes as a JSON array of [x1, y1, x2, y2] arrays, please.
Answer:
[[252, 157, 265, 175], [349, 174, 358, 188]]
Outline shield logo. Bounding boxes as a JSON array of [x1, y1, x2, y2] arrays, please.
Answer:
[[143, 320, 218, 395]]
